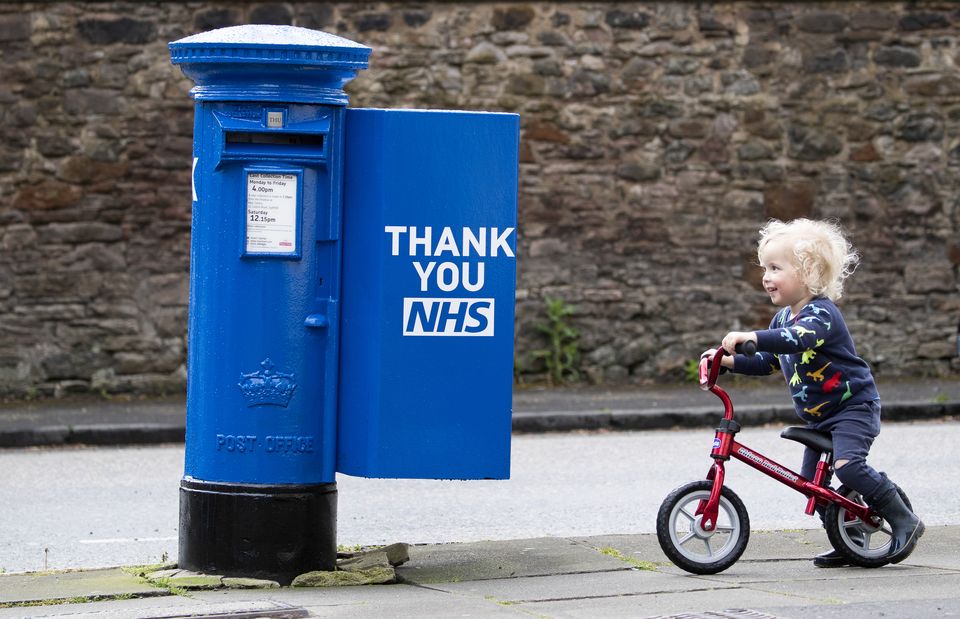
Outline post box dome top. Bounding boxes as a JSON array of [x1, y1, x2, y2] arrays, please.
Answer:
[[170, 25, 370, 67], [169, 25, 372, 105]]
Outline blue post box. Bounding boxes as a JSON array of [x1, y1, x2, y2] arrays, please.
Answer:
[[170, 24, 518, 584], [169, 25, 370, 583], [338, 109, 518, 479]]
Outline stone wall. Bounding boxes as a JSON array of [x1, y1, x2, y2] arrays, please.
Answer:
[[1, 2, 958, 397]]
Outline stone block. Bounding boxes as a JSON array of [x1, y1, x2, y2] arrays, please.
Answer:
[[221, 577, 281, 589], [788, 125, 843, 160], [250, 4, 293, 25], [898, 12, 951, 32], [605, 9, 650, 29], [904, 262, 956, 293], [897, 113, 944, 142], [874, 46, 922, 68], [796, 12, 848, 34], [803, 49, 849, 74], [41, 222, 124, 244], [0, 15, 30, 41], [352, 11, 392, 32], [850, 11, 898, 31], [13, 181, 83, 211], [77, 17, 156, 44], [917, 340, 957, 360], [291, 566, 396, 587], [493, 7, 535, 31], [763, 181, 816, 220], [193, 8, 239, 31], [383, 542, 411, 566]]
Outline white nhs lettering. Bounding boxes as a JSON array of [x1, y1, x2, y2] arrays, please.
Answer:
[[384, 226, 515, 258], [403, 298, 495, 337]]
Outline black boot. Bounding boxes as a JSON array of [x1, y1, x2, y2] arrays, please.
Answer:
[[813, 495, 860, 568], [814, 527, 863, 568], [813, 549, 848, 568], [869, 482, 925, 564]]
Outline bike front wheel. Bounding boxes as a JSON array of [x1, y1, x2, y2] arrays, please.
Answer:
[[656, 480, 750, 574]]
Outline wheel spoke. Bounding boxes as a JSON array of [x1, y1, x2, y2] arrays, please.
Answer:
[[703, 539, 714, 557], [861, 531, 873, 549], [714, 525, 734, 533], [677, 532, 695, 546], [842, 517, 863, 530], [678, 507, 696, 523]]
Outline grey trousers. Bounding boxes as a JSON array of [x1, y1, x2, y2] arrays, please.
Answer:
[[800, 399, 886, 501]]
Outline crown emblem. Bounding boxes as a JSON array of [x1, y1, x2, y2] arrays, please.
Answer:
[[238, 359, 296, 408]]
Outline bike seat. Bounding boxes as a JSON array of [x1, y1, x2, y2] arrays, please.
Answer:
[[780, 427, 833, 453]]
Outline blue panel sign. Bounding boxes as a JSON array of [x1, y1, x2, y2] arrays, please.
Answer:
[[338, 108, 519, 480]]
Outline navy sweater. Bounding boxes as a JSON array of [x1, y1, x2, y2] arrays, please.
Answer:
[[733, 298, 879, 422]]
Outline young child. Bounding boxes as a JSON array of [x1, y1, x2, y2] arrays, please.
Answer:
[[714, 218, 923, 567]]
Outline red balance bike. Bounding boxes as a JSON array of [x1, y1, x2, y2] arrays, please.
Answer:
[[656, 343, 912, 574]]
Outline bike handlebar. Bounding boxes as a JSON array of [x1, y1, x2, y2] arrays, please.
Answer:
[[699, 340, 758, 390]]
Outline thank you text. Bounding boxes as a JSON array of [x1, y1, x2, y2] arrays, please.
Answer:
[[384, 226, 515, 337]]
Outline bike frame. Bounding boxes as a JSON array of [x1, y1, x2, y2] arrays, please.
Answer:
[[694, 348, 878, 532]]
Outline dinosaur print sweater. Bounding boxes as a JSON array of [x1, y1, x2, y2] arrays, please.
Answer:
[[733, 298, 879, 423]]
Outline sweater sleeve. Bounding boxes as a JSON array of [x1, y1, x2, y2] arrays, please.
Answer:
[[733, 350, 781, 375], [754, 302, 834, 354], [731, 308, 784, 376]]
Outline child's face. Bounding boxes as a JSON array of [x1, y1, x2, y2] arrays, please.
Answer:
[[759, 238, 811, 311]]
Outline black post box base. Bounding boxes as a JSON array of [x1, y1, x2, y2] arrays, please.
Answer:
[[178, 478, 337, 585]]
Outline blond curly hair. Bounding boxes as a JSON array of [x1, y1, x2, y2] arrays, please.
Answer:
[[757, 218, 860, 301]]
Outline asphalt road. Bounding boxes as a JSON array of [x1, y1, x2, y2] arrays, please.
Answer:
[[1, 419, 957, 574]]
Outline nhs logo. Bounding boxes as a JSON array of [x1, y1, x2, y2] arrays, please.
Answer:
[[403, 298, 495, 337]]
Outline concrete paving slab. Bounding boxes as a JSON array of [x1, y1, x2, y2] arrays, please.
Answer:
[[680, 561, 948, 584], [395, 537, 630, 584], [0, 567, 166, 605], [190, 584, 527, 617], [0, 598, 308, 619], [755, 571, 960, 605], [0, 596, 199, 619], [758, 597, 960, 619], [572, 529, 833, 569], [517, 585, 825, 618], [426, 568, 740, 603], [894, 525, 960, 571]]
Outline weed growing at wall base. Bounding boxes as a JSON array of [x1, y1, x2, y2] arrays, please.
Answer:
[[531, 298, 580, 385]]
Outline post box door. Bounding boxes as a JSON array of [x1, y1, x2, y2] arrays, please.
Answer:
[[184, 102, 344, 485], [338, 109, 519, 479]]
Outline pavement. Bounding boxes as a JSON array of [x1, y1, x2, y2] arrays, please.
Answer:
[[1, 376, 958, 617], [2, 527, 960, 618]]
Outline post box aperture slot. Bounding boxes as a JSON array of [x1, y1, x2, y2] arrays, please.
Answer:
[[222, 132, 327, 162], [226, 132, 324, 147]]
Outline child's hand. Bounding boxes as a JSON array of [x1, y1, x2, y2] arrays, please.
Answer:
[[701, 348, 734, 370], [721, 331, 758, 356]]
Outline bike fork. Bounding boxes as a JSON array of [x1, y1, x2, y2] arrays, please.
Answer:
[[698, 461, 726, 531]]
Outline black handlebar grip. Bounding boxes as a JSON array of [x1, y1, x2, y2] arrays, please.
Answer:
[[735, 341, 757, 356]]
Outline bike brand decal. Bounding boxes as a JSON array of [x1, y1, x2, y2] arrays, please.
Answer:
[[736, 446, 799, 482], [712, 438, 721, 449]]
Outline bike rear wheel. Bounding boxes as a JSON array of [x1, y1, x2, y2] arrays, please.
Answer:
[[823, 484, 913, 568], [656, 480, 750, 574]]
